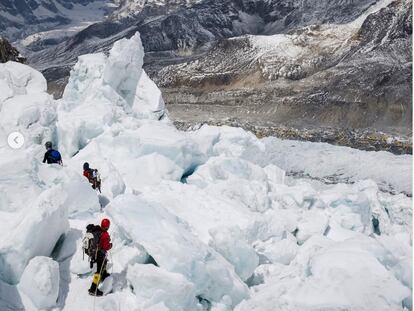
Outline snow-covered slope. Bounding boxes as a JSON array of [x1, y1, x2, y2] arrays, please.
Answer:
[[157, 0, 412, 132], [26, 0, 381, 70], [0, 33, 412, 311], [0, 0, 115, 43], [113, 0, 202, 18]]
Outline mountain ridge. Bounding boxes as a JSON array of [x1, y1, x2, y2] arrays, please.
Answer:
[[1, 0, 411, 137]]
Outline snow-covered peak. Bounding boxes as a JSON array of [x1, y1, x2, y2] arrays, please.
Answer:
[[112, 0, 202, 18], [0, 0, 115, 41]]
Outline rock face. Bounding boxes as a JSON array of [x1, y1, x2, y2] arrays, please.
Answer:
[[0, 37, 25, 63], [0, 0, 113, 41], [26, 0, 380, 69], [119, 0, 377, 52], [156, 0, 412, 133], [1, 0, 412, 136]]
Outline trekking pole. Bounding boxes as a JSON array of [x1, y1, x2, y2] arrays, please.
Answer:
[[109, 251, 114, 275]]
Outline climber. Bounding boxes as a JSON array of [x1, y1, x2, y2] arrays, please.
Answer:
[[42, 141, 62, 165], [88, 218, 112, 296], [83, 162, 101, 192]]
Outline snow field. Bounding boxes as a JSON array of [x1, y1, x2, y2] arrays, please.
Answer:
[[0, 32, 411, 311]]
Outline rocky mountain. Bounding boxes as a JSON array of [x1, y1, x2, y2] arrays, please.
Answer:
[[27, 0, 379, 68], [24, 0, 384, 88], [0, 37, 26, 63], [157, 0, 412, 133], [1, 0, 411, 138], [0, 0, 114, 42]]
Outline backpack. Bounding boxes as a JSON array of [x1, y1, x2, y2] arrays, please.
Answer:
[[88, 169, 101, 192], [91, 169, 101, 182], [82, 224, 102, 261], [49, 150, 61, 163]]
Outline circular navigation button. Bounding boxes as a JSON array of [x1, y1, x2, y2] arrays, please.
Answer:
[[7, 132, 25, 149]]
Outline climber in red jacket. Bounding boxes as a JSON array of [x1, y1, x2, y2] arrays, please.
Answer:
[[83, 162, 101, 192], [89, 218, 112, 296]]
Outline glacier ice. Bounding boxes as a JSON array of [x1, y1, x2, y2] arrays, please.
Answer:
[[18, 256, 60, 310], [0, 61, 47, 96], [0, 30, 412, 311], [237, 235, 411, 311], [261, 136, 413, 195], [127, 263, 199, 310], [209, 227, 259, 281], [138, 181, 253, 243], [187, 156, 272, 212], [253, 233, 299, 265], [106, 194, 250, 307], [58, 32, 166, 157], [0, 186, 69, 284], [0, 61, 56, 152]]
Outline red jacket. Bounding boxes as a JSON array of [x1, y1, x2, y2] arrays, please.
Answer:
[[83, 169, 92, 180], [100, 230, 112, 252]]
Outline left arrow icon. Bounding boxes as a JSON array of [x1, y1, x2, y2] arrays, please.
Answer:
[[8, 132, 25, 149]]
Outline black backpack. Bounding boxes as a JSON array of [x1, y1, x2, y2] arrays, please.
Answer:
[[82, 224, 102, 261]]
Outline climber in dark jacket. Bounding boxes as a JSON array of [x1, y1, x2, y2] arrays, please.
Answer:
[[43, 141, 62, 165]]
